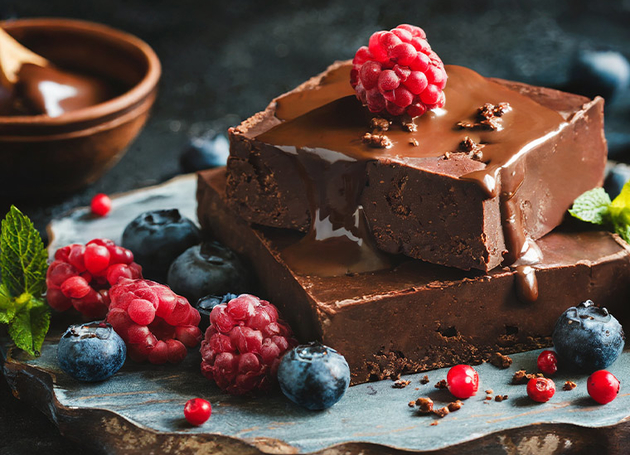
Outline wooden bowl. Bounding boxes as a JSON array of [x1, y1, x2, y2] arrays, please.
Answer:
[[0, 18, 161, 199]]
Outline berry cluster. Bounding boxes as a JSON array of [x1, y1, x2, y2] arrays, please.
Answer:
[[351, 24, 447, 117], [107, 279, 202, 363], [46, 239, 142, 319], [200, 294, 297, 395]]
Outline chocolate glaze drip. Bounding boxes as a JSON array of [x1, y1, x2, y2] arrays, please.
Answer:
[[258, 65, 567, 294], [2, 63, 116, 117]]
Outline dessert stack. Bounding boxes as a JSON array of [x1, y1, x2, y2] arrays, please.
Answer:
[[197, 25, 630, 384]]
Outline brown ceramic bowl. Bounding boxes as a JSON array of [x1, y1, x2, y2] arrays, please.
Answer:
[[0, 18, 161, 199]]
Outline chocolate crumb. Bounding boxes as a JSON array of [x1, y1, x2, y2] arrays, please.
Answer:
[[362, 132, 392, 148], [485, 395, 493, 401], [415, 387, 419, 390], [495, 395, 508, 402], [370, 117, 391, 131], [393, 379, 411, 389], [408, 400, 416, 408], [409, 138, 419, 146], [485, 389, 494, 394], [457, 102, 511, 131], [434, 379, 448, 389], [512, 369, 530, 384], [447, 400, 463, 412], [430, 421, 439, 426], [490, 352, 513, 369], [420, 375, 430, 385], [563, 381, 577, 391], [401, 120, 417, 132], [433, 406, 450, 418], [415, 397, 434, 414]]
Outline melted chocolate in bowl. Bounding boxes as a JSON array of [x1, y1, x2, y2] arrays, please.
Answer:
[[12, 63, 119, 117], [257, 65, 569, 299]]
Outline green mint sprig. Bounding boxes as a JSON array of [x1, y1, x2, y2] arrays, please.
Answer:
[[569, 182, 630, 244], [0, 206, 50, 357]]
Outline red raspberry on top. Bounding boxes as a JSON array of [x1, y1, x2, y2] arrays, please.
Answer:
[[107, 278, 202, 364], [46, 239, 142, 319], [200, 294, 298, 395], [351, 24, 447, 117]]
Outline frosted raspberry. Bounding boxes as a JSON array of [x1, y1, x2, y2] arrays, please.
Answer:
[[107, 279, 202, 364], [351, 24, 447, 117], [200, 294, 297, 395], [46, 239, 143, 319]]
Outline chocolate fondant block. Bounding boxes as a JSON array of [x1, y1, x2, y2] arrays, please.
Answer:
[[199, 169, 630, 385], [226, 62, 606, 271]]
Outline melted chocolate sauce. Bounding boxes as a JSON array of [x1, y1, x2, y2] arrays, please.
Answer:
[[258, 64, 568, 296], [3, 63, 116, 117]]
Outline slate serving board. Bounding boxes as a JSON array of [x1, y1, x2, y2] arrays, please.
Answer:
[[3, 174, 630, 455]]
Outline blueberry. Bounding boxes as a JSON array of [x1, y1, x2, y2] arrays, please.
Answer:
[[57, 321, 126, 382], [122, 209, 201, 282], [167, 241, 249, 304], [278, 342, 350, 410], [568, 50, 630, 105], [604, 162, 630, 199], [552, 300, 625, 372], [195, 292, 239, 331], [180, 134, 229, 173]]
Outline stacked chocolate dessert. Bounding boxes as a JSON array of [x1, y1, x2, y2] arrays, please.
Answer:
[[197, 59, 630, 385]]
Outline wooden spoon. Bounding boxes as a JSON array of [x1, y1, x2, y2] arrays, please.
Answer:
[[0, 26, 49, 90]]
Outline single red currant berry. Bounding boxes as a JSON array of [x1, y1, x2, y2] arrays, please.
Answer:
[[184, 398, 212, 426], [446, 365, 479, 399], [84, 244, 111, 275], [537, 350, 558, 376], [587, 370, 620, 404], [91, 193, 112, 217], [527, 377, 556, 402]]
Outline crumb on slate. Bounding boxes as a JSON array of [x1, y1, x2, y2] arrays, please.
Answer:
[[447, 400, 463, 412], [415, 397, 434, 414], [435, 379, 448, 389], [433, 406, 450, 418], [495, 395, 508, 402], [420, 375, 430, 384], [563, 381, 577, 391], [430, 421, 439, 426], [393, 379, 411, 389], [490, 352, 513, 369], [512, 369, 542, 384]]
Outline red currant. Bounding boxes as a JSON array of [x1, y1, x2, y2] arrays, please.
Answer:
[[184, 398, 212, 425], [537, 350, 558, 376], [91, 193, 112, 217], [587, 370, 620, 404], [84, 244, 111, 275], [446, 365, 479, 399], [527, 377, 555, 402]]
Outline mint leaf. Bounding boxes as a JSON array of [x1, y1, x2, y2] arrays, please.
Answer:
[[7, 299, 50, 357], [1, 206, 48, 297], [569, 188, 612, 225], [0, 284, 16, 324], [29, 301, 50, 356], [8, 308, 34, 356]]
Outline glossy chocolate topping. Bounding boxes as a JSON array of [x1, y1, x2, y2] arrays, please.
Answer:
[[257, 64, 567, 292], [2, 63, 116, 117]]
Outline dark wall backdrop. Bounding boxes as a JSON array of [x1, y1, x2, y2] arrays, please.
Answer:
[[1, 0, 629, 453]]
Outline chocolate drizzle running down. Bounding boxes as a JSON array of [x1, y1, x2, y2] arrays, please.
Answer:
[[258, 65, 567, 294]]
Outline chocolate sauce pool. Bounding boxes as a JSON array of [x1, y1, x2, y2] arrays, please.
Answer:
[[2, 63, 117, 117], [257, 64, 568, 300]]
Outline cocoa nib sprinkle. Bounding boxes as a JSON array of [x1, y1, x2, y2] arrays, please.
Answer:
[[362, 132, 392, 148], [409, 138, 419, 146], [392, 379, 411, 389], [443, 137, 485, 161], [370, 117, 391, 131], [434, 379, 448, 389], [489, 352, 513, 369], [457, 102, 512, 131], [563, 381, 577, 391]]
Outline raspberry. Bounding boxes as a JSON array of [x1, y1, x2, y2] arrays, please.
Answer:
[[107, 279, 202, 364], [46, 239, 142, 319], [200, 294, 297, 395], [350, 24, 447, 117]]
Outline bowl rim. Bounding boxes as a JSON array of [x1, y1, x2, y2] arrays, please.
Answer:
[[0, 17, 161, 126]]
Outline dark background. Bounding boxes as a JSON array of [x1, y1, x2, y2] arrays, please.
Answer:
[[0, 0, 629, 453]]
